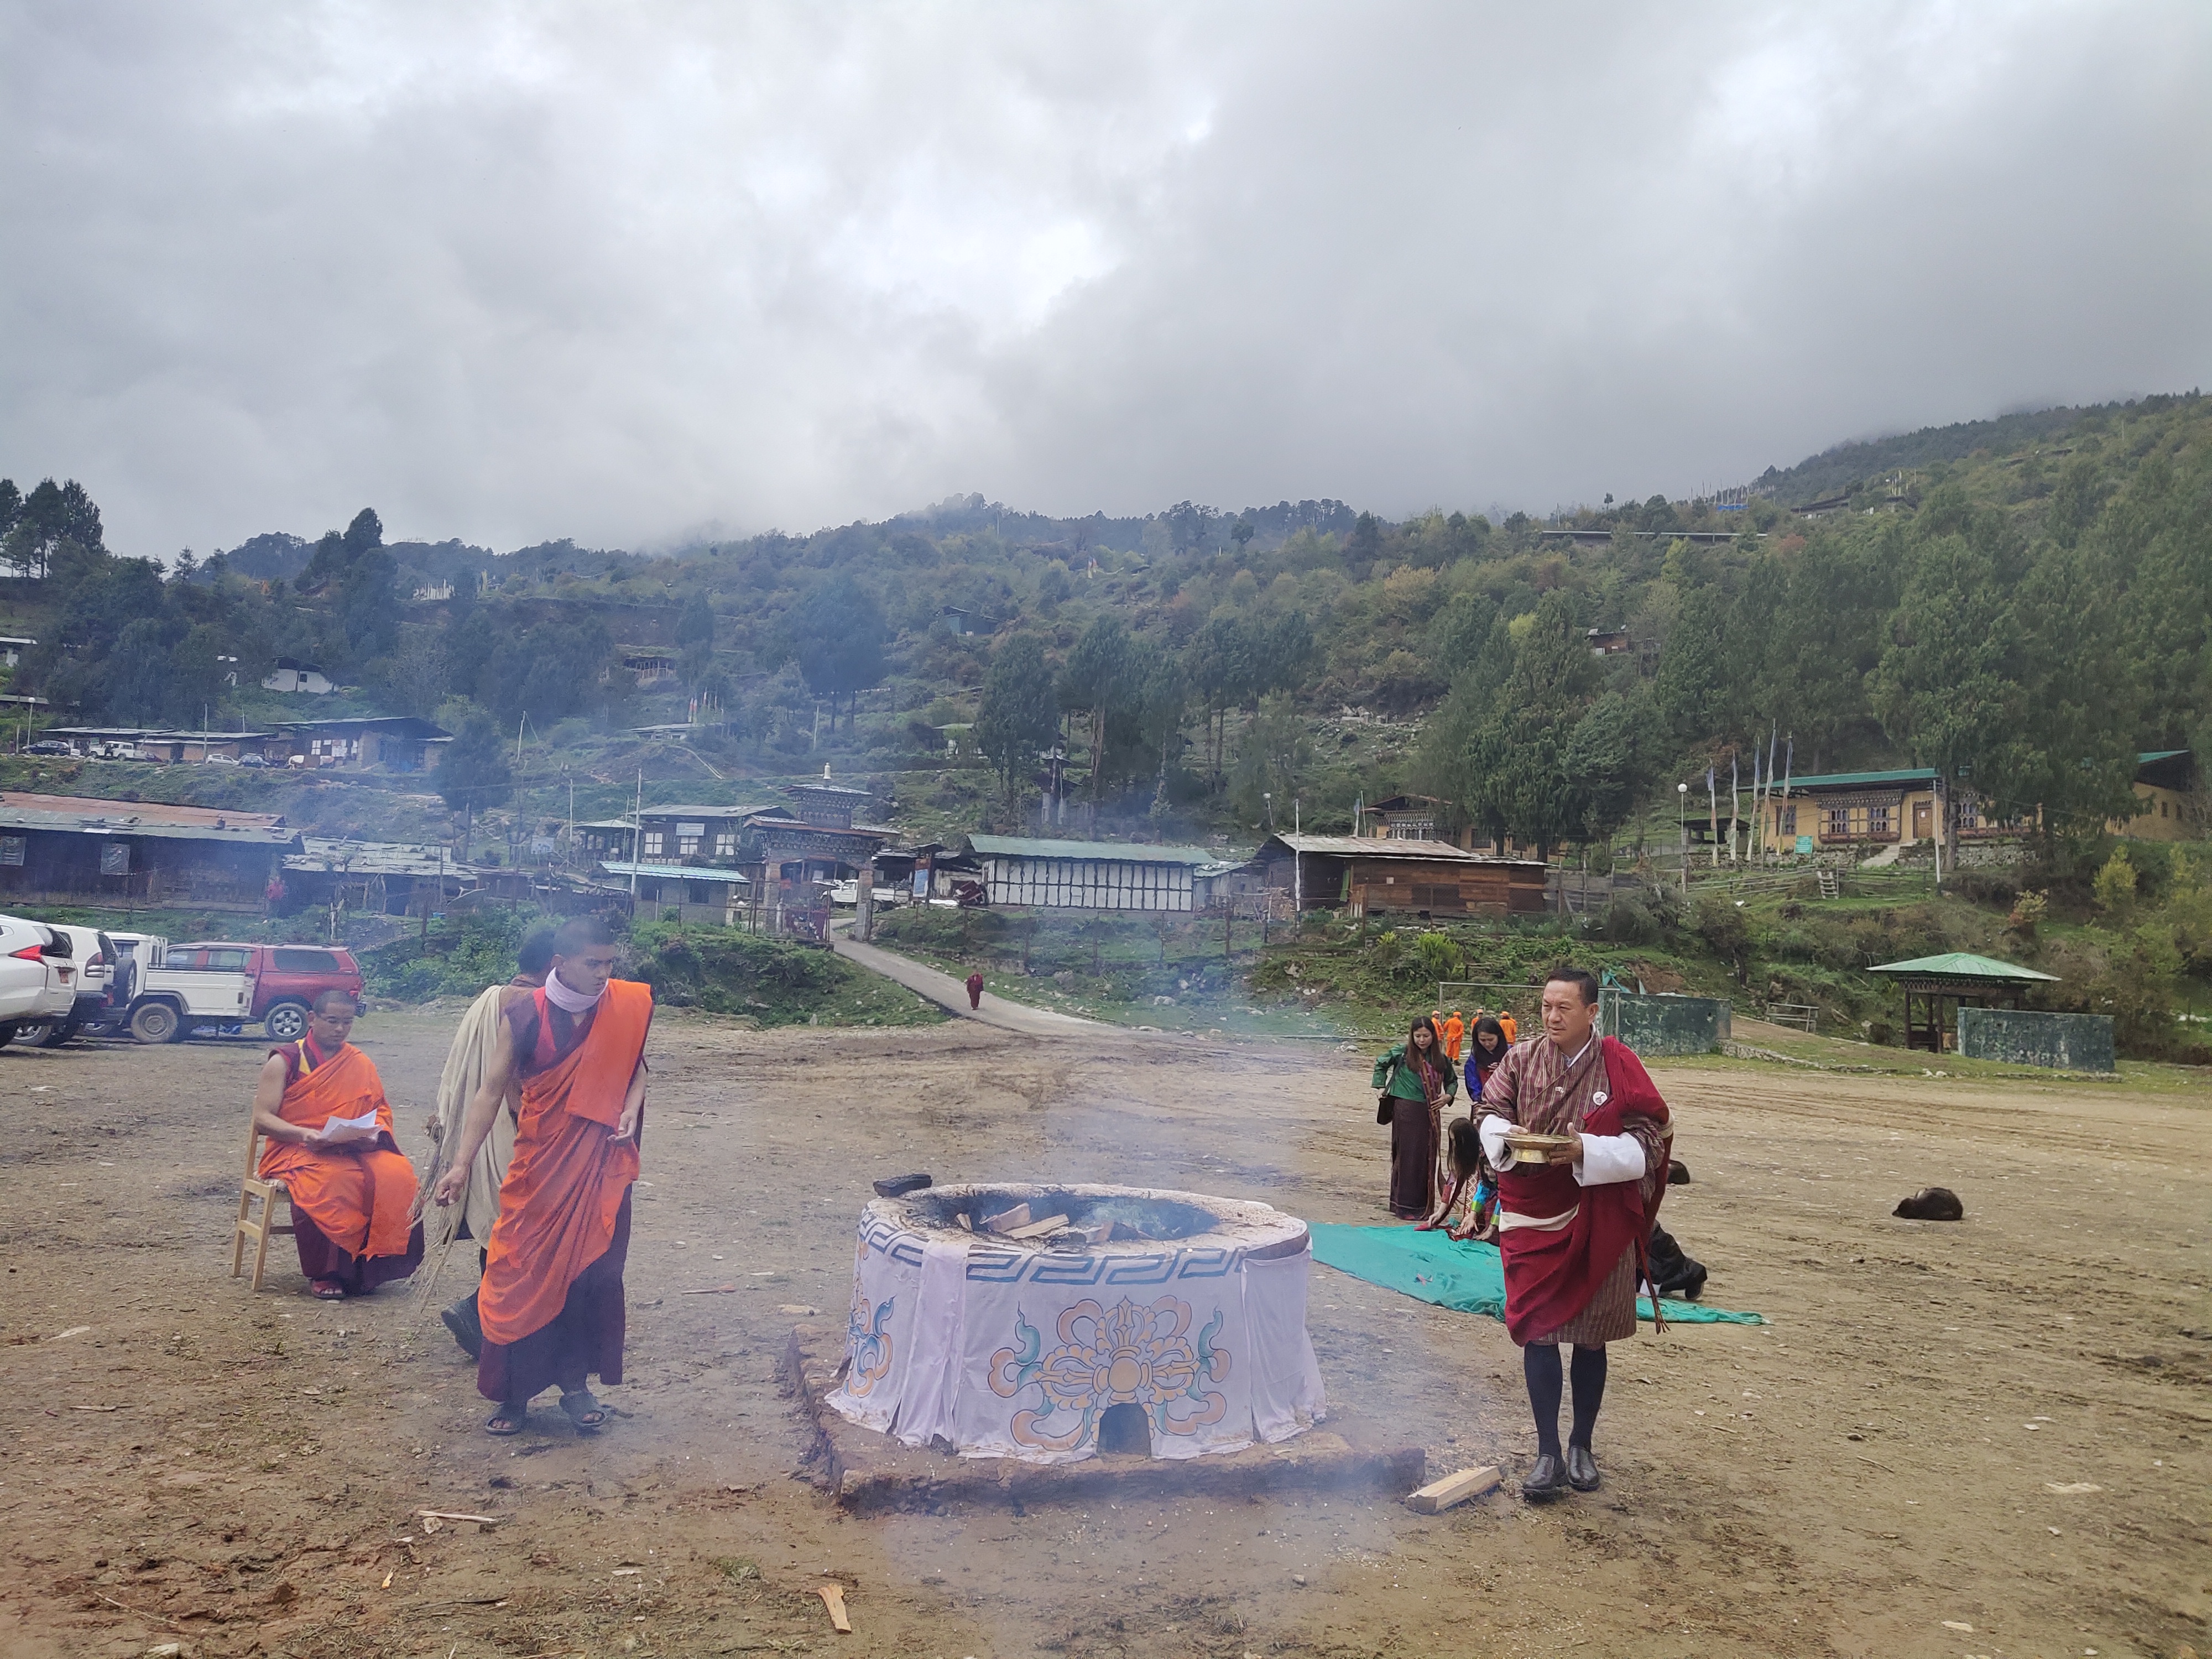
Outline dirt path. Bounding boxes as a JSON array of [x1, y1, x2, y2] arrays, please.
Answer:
[[3, 1014, 2206, 1659], [832, 928, 1102, 1034]]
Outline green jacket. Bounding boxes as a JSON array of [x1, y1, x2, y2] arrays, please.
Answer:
[[1372, 1043, 1458, 1104]]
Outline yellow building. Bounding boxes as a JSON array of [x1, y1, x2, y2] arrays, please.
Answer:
[[1761, 768, 1949, 853], [2116, 749, 2198, 842]]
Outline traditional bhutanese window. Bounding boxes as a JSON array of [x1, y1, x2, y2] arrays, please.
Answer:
[[715, 832, 738, 857], [643, 831, 666, 857], [1822, 806, 1851, 839], [1866, 804, 1892, 836]]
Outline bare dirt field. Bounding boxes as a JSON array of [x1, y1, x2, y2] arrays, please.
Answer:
[[3, 1008, 2207, 1659]]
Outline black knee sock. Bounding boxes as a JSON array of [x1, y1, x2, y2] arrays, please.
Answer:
[[1569, 1344, 1608, 1448], [1524, 1343, 1563, 1455]]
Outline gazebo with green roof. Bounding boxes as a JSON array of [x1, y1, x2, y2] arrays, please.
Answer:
[[1868, 952, 2060, 1053]]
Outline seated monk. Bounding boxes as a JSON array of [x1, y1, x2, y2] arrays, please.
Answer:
[[252, 988, 424, 1300]]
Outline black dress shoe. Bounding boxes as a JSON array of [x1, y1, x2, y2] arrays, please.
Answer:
[[1566, 1442, 1600, 1491], [1522, 1452, 1568, 1499]]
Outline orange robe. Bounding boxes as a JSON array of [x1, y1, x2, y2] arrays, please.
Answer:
[[478, 980, 651, 1352], [258, 1042, 419, 1262], [1444, 1014, 1465, 1061]]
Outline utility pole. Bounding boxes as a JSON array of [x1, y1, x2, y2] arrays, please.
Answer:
[[1292, 797, 1302, 918], [630, 769, 643, 899], [1677, 782, 1689, 899]]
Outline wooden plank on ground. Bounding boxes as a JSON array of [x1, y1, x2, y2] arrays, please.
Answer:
[[1004, 1214, 1072, 1240], [817, 1583, 852, 1632], [1404, 1464, 1500, 1514]]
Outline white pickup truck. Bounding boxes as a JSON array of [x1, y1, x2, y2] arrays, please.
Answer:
[[103, 932, 254, 1043]]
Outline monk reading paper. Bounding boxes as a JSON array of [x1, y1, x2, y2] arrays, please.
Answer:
[[251, 989, 424, 1299], [432, 915, 649, 1437], [1477, 964, 1671, 1500]]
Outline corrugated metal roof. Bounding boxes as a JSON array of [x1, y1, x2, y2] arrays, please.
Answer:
[[969, 834, 1228, 866], [286, 838, 469, 876], [1773, 768, 1938, 790], [637, 802, 761, 818], [0, 791, 299, 847], [597, 860, 752, 885], [2138, 749, 2189, 764], [1868, 952, 2059, 982], [1259, 833, 1541, 867]]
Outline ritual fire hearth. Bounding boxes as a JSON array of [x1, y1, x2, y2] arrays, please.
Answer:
[[822, 1182, 1327, 1464]]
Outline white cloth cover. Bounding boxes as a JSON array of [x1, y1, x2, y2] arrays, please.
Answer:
[[824, 1209, 927, 1432], [1242, 1250, 1327, 1444], [422, 983, 515, 1247], [823, 1218, 1328, 1465]]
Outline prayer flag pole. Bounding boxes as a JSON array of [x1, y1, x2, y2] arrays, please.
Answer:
[[1707, 766, 1720, 868], [1730, 753, 1741, 865]]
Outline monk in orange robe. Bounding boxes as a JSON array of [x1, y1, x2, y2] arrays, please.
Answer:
[[251, 989, 423, 1299], [433, 915, 649, 1437]]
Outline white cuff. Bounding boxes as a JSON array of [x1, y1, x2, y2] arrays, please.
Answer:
[[1478, 1114, 1512, 1166], [1573, 1133, 1647, 1187]]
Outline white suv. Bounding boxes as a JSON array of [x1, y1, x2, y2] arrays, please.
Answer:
[[0, 916, 81, 1044], [13, 922, 114, 1046]]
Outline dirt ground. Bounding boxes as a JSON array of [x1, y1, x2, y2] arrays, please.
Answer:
[[3, 1008, 2207, 1659]]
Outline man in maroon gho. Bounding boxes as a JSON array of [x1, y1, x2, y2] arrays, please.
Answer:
[[1477, 965, 1672, 1499], [964, 969, 984, 1011]]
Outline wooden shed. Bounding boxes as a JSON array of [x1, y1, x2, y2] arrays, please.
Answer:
[[1254, 833, 1547, 917]]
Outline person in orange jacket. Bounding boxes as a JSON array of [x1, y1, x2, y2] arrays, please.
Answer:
[[1444, 1009, 1465, 1062]]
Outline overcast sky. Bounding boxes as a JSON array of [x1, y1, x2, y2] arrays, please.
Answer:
[[2, 2, 2208, 557]]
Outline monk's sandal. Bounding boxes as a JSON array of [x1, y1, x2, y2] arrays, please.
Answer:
[[561, 1387, 607, 1434], [485, 1401, 529, 1436]]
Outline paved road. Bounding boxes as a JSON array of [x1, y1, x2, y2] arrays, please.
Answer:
[[829, 929, 1103, 1035]]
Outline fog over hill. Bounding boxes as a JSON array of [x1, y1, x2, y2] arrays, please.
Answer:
[[2, 6, 2206, 555]]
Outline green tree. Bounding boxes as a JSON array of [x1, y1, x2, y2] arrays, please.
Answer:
[[435, 712, 514, 860], [974, 634, 1059, 805], [789, 577, 888, 730], [1060, 616, 1134, 817], [1229, 692, 1311, 827]]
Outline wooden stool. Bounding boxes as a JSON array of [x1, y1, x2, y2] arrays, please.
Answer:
[[231, 1109, 293, 1291]]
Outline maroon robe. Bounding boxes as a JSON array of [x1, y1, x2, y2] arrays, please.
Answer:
[[476, 993, 648, 1404]]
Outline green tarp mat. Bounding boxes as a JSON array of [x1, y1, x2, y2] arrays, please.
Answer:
[[1307, 1222, 1765, 1327]]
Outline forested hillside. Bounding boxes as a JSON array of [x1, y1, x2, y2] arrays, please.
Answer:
[[1, 392, 2203, 860]]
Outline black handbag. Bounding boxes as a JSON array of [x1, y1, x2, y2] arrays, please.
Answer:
[[1376, 1092, 1394, 1125]]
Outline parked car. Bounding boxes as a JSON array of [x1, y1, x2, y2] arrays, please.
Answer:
[[12, 922, 116, 1046], [165, 941, 366, 1040], [104, 933, 253, 1042], [0, 915, 81, 1044], [238, 753, 270, 768], [23, 739, 71, 757]]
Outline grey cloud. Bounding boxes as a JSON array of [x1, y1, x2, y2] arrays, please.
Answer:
[[1, 1, 2206, 557]]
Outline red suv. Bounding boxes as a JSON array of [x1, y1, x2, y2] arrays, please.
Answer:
[[166, 942, 367, 1041]]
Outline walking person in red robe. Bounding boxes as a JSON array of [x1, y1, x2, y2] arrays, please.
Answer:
[[965, 969, 984, 1010], [431, 916, 650, 1437], [1476, 966, 1671, 1499], [251, 989, 424, 1298]]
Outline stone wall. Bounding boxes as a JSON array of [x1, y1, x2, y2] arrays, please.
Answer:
[[1956, 1008, 2115, 1072], [1600, 990, 1731, 1056]]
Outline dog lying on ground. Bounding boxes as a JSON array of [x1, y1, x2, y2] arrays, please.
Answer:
[[1647, 1223, 1708, 1300], [1892, 1186, 1965, 1221]]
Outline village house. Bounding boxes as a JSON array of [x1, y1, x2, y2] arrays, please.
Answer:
[[260, 658, 334, 695], [1760, 768, 1950, 852], [0, 791, 300, 910], [1253, 833, 1548, 917], [279, 836, 475, 917], [273, 715, 452, 771], [968, 834, 1223, 911], [2116, 749, 2198, 841]]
